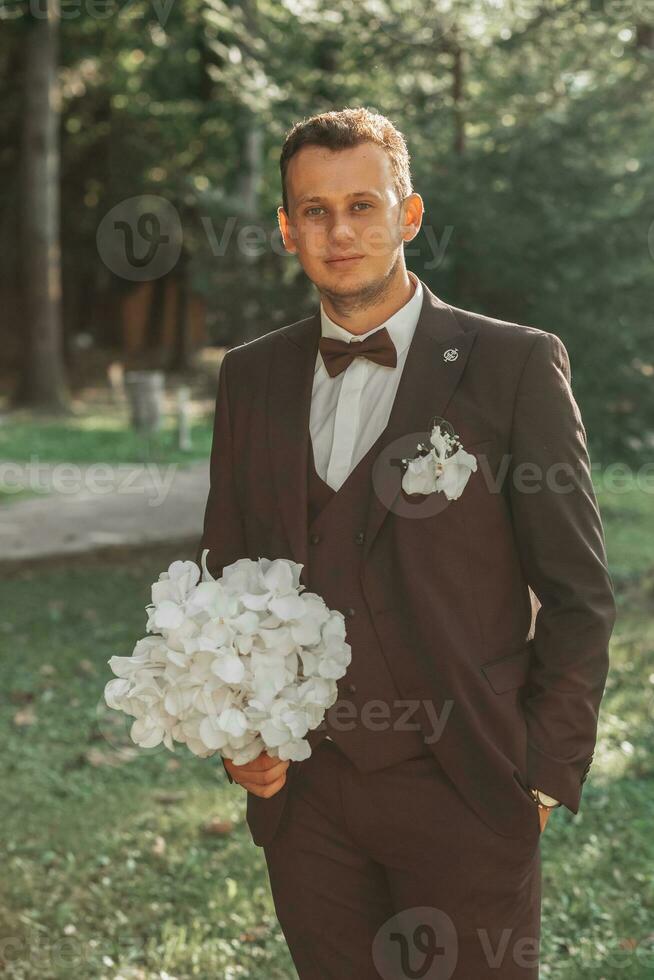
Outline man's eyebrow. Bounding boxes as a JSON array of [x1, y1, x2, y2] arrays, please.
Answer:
[[296, 190, 383, 205]]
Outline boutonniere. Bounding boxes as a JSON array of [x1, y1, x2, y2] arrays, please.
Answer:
[[401, 417, 478, 501]]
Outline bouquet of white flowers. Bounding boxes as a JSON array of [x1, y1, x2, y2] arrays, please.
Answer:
[[103, 551, 352, 766]]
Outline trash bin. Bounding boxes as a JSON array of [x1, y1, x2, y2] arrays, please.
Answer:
[[123, 371, 165, 434]]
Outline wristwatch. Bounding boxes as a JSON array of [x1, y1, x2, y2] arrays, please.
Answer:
[[529, 787, 562, 809]]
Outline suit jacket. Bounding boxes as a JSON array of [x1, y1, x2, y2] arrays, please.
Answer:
[[197, 279, 617, 844]]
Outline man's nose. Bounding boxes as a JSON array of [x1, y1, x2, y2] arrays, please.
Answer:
[[328, 219, 357, 244]]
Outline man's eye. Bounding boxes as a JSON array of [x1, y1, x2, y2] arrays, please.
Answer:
[[304, 201, 372, 218]]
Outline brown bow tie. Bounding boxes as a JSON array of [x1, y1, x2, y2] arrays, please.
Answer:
[[319, 327, 397, 378]]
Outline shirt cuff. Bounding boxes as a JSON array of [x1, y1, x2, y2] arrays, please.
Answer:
[[532, 788, 560, 806]]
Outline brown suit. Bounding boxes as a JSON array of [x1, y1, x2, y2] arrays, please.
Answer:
[[197, 280, 616, 977]]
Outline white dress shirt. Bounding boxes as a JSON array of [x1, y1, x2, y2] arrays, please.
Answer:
[[310, 271, 423, 491]]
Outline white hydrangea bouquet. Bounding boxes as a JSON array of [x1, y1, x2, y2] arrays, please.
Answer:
[[103, 551, 351, 766]]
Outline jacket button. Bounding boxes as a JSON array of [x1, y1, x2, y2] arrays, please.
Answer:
[[354, 530, 365, 544], [345, 607, 356, 617], [310, 533, 321, 545]]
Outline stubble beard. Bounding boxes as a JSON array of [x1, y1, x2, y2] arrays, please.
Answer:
[[317, 250, 404, 319]]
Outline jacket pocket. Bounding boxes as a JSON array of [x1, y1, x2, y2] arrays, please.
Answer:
[[480, 642, 533, 694]]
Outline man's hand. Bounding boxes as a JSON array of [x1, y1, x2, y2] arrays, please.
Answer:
[[529, 787, 559, 832], [224, 751, 290, 797]]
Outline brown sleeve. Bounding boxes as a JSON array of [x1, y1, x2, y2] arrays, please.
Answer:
[[196, 350, 245, 786], [508, 332, 617, 812], [195, 349, 247, 578]]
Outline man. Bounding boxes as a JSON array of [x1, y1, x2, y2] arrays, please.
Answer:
[[198, 108, 616, 979]]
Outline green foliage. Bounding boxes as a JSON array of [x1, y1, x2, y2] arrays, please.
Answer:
[[0, 0, 651, 455]]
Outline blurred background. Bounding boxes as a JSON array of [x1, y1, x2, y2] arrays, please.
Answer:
[[0, 1, 653, 978]]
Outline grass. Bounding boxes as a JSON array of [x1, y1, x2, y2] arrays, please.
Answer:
[[0, 488, 39, 505], [0, 412, 214, 467], [0, 550, 292, 980], [0, 480, 652, 979], [594, 466, 654, 586]]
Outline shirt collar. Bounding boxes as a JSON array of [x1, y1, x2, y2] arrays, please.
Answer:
[[319, 271, 423, 357]]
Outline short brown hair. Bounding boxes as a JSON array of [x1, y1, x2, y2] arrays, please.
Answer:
[[279, 107, 413, 214]]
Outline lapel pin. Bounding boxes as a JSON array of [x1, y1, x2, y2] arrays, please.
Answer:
[[443, 347, 459, 362]]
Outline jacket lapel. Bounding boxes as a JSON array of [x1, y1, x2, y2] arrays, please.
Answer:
[[362, 287, 477, 561], [267, 280, 479, 578], [268, 310, 320, 583]]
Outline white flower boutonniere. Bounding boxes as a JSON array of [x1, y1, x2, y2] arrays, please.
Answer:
[[401, 419, 478, 501]]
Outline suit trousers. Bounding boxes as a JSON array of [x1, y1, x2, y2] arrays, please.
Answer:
[[262, 738, 542, 980]]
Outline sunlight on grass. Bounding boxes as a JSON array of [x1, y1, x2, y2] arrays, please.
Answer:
[[596, 468, 654, 583], [0, 417, 214, 466]]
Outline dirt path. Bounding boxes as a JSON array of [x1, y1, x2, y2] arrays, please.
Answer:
[[0, 461, 210, 563]]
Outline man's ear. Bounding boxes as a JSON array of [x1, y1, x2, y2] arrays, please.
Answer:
[[277, 205, 297, 254], [401, 192, 424, 243]]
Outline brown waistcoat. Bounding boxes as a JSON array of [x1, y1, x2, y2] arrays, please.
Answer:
[[304, 434, 429, 769]]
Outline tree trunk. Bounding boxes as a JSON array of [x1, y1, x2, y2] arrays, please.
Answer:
[[144, 273, 168, 352], [237, 0, 264, 223], [451, 36, 465, 157], [15, 0, 70, 412], [169, 249, 191, 372]]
